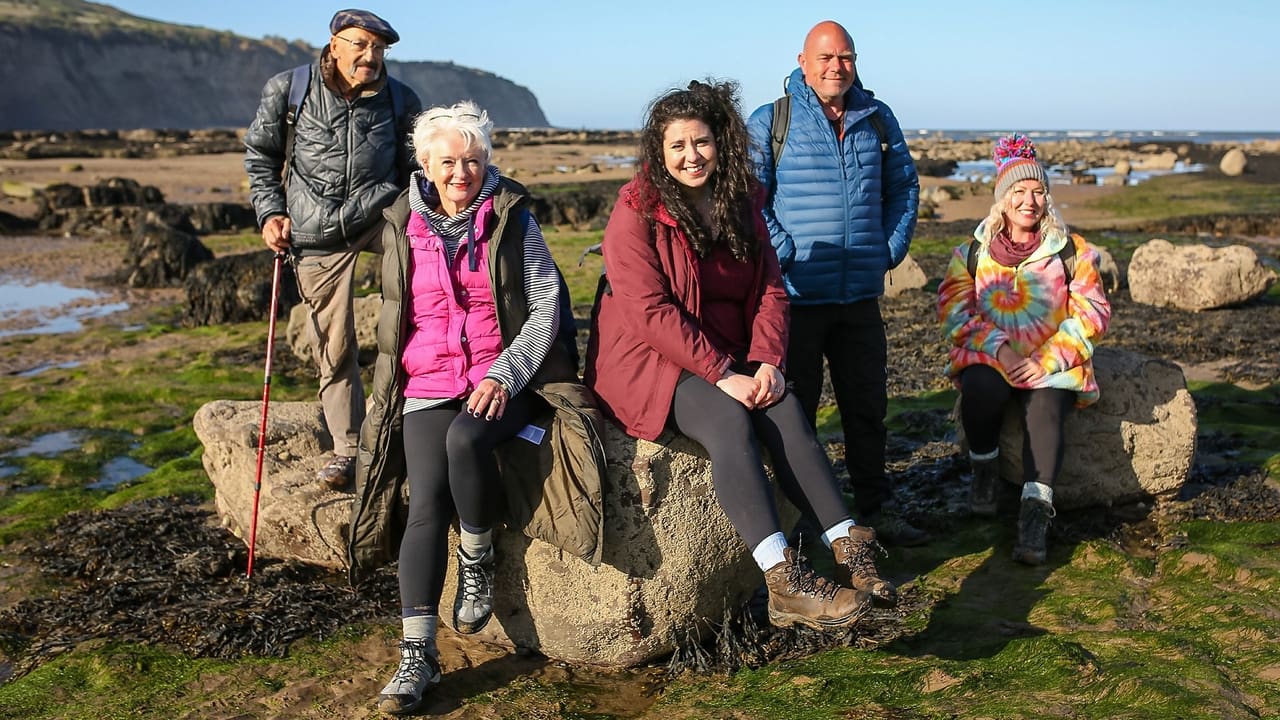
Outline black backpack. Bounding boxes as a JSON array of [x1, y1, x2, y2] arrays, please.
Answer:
[[283, 64, 413, 186], [966, 236, 1078, 279], [768, 92, 888, 167]]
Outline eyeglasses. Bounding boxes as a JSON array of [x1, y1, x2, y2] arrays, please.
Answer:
[[333, 35, 390, 55]]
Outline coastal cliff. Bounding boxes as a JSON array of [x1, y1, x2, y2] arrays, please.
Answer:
[[0, 1, 549, 130]]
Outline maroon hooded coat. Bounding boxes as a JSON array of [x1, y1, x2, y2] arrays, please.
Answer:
[[585, 179, 789, 441]]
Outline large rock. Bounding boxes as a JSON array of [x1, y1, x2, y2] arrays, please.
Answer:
[[964, 347, 1196, 509], [182, 250, 300, 326], [884, 253, 928, 298], [1128, 239, 1277, 311], [119, 217, 214, 288], [195, 399, 794, 667], [1219, 148, 1248, 176], [194, 400, 349, 568]]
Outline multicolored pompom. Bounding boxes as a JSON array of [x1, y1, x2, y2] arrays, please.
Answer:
[[993, 134, 1038, 168]]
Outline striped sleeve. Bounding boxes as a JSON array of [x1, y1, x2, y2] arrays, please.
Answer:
[[484, 213, 560, 396]]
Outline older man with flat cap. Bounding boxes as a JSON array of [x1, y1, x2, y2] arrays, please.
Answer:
[[245, 9, 422, 491]]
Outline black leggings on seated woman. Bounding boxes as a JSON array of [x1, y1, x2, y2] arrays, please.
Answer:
[[397, 393, 537, 614], [959, 364, 1074, 486], [669, 372, 851, 550]]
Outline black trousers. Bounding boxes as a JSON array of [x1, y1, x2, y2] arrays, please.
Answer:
[[959, 364, 1074, 487], [669, 372, 851, 550], [786, 299, 889, 515], [397, 394, 536, 613]]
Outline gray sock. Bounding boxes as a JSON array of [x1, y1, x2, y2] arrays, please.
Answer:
[[459, 528, 492, 562], [402, 613, 438, 656]]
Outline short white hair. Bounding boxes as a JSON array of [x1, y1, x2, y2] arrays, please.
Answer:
[[411, 100, 494, 167]]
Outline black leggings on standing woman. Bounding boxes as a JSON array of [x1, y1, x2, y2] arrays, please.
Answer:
[[959, 364, 1074, 486], [396, 393, 536, 614], [669, 372, 852, 549]]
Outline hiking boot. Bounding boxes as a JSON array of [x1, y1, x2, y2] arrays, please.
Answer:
[[377, 640, 441, 715], [452, 545, 495, 634], [831, 525, 897, 607], [764, 547, 871, 631], [316, 454, 356, 490], [969, 456, 999, 517], [1012, 498, 1055, 565], [862, 504, 931, 547]]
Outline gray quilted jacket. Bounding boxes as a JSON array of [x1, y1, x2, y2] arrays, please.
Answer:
[[244, 48, 421, 252]]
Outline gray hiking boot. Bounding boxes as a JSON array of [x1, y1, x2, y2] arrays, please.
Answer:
[[1012, 498, 1055, 565], [452, 545, 495, 634], [862, 503, 931, 547], [764, 547, 871, 631], [831, 525, 897, 607], [377, 640, 441, 715], [969, 456, 999, 517]]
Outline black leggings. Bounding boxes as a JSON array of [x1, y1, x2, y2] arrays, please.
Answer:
[[959, 364, 1074, 487], [670, 373, 851, 549], [397, 393, 536, 613]]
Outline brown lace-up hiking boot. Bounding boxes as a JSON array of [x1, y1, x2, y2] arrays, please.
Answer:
[[969, 456, 999, 516], [1012, 498, 1055, 565], [831, 525, 897, 607], [764, 547, 871, 631]]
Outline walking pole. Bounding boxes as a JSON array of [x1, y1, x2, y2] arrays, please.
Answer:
[[247, 251, 286, 579]]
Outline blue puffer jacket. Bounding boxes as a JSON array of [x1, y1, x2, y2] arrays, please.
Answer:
[[747, 68, 919, 304]]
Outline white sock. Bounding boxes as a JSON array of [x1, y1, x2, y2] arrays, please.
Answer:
[[459, 528, 492, 562], [970, 448, 999, 462], [401, 613, 439, 656], [1021, 481, 1054, 505], [821, 519, 857, 548], [751, 532, 789, 572]]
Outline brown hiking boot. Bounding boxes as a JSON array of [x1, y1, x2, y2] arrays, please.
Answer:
[[764, 547, 871, 631], [831, 525, 897, 607], [316, 454, 356, 490]]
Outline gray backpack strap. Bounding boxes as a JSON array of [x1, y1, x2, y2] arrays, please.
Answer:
[[967, 237, 1079, 278]]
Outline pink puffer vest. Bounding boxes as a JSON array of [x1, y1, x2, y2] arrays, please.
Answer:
[[400, 200, 504, 398]]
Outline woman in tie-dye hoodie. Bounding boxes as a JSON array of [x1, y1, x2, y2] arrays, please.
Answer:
[[936, 134, 1110, 566]]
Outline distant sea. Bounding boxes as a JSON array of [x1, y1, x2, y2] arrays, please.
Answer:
[[909, 129, 1280, 145]]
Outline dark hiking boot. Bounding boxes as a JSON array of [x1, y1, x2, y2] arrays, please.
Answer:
[[1012, 498, 1055, 565], [377, 640, 441, 715], [452, 545, 495, 634], [862, 503, 931, 547], [969, 456, 1000, 517], [831, 525, 897, 607], [316, 454, 356, 491], [764, 547, 871, 631]]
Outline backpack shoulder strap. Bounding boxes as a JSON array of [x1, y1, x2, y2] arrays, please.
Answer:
[[283, 64, 311, 185], [1060, 234, 1081, 279], [386, 76, 411, 185], [867, 107, 888, 154], [966, 240, 980, 277], [769, 94, 791, 167]]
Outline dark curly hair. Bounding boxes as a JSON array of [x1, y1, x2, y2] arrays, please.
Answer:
[[635, 79, 761, 261]]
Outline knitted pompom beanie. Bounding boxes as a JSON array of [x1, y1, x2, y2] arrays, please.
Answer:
[[992, 133, 1049, 199]]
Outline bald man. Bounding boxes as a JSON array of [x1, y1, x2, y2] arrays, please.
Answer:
[[748, 20, 924, 546]]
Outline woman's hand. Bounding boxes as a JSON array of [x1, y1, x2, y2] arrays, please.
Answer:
[[715, 370, 760, 410], [997, 344, 1045, 384], [751, 363, 785, 408], [468, 378, 509, 421]]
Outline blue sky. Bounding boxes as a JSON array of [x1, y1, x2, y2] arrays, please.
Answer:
[[107, 0, 1278, 131]]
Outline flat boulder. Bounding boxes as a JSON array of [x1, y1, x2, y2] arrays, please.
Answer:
[[195, 399, 791, 667], [884, 253, 928, 298], [1128, 238, 1277, 311], [965, 347, 1196, 509]]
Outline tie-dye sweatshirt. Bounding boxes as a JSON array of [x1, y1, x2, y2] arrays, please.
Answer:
[[937, 224, 1111, 406]]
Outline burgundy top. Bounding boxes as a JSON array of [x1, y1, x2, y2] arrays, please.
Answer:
[[697, 243, 753, 359]]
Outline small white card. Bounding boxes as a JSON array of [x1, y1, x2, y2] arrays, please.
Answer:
[[516, 424, 546, 445]]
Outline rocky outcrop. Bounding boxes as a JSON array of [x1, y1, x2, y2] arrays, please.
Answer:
[[962, 347, 1196, 509], [195, 399, 797, 667], [0, 6, 548, 130], [182, 250, 300, 326], [1128, 239, 1278, 311]]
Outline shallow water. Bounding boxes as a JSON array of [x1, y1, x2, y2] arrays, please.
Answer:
[[0, 277, 129, 337], [86, 456, 153, 490]]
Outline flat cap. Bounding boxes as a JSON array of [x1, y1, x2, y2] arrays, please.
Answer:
[[329, 9, 400, 45]]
